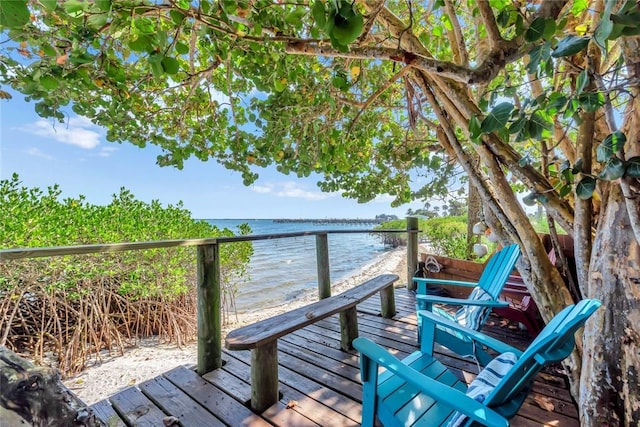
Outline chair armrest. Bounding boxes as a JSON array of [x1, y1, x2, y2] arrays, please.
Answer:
[[416, 295, 510, 308], [414, 277, 479, 288], [353, 337, 509, 427], [418, 310, 522, 357]]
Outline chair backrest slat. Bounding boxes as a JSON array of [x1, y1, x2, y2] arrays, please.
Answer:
[[477, 244, 521, 299], [486, 299, 601, 416]]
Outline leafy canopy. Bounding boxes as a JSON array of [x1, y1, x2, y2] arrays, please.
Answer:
[[1, 0, 639, 208]]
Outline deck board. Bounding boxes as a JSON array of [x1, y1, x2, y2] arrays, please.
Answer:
[[91, 288, 579, 426]]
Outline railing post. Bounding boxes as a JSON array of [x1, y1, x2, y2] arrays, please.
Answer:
[[197, 243, 222, 374], [316, 233, 331, 299], [407, 217, 419, 291]]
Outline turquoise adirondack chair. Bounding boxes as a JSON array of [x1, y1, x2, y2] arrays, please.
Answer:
[[413, 244, 521, 359], [354, 298, 601, 427]]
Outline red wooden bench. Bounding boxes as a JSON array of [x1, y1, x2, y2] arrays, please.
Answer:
[[493, 274, 544, 337]]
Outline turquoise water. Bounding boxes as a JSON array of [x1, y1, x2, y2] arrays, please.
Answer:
[[206, 219, 393, 313]]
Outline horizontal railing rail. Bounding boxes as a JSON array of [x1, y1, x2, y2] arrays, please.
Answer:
[[0, 229, 407, 261], [0, 217, 421, 376]]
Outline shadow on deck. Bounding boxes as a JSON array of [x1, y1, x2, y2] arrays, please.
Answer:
[[91, 289, 579, 426]]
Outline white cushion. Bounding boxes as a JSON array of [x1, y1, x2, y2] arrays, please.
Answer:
[[446, 352, 518, 427], [454, 287, 493, 330]]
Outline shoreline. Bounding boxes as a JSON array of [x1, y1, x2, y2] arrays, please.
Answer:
[[63, 246, 411, 404]]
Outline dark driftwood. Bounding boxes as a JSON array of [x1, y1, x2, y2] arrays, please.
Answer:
[[0, 347, 104, 426]]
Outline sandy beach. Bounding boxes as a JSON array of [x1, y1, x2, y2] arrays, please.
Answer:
[[63, 246, 411, 404]]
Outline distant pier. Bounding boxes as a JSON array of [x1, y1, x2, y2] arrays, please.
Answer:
[[273, 218, 385, 225]]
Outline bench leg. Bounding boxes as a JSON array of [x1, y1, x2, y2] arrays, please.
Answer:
[[251, 341, 279, 412], [380, 287, 396, 318], [340, 307, 359, 351]]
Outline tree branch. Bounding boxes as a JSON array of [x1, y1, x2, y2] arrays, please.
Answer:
[[444, 0, 469, 66], [346, 66, 413, 137], [285, 42, 524, 85], [476, 0, 503, 50]]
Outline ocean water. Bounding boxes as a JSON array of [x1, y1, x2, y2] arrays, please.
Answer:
[[206, 219, 394, 313]]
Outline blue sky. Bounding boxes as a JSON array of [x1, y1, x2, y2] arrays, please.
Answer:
[[1, 91, 424, 219]]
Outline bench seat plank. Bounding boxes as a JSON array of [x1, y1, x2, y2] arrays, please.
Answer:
[[225, 274, 398, 350]]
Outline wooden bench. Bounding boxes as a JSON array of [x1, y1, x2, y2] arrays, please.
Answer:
[[225, 273, 398, 412], [494, 274, 544, 337]]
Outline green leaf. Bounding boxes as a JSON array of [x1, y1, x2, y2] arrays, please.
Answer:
[[579, 92, 604, 112], [0, 0, 30, 28], [312, 0, 326, 29], [559, 184, 572, 197], [149, 59, 163, 78], [573, 158, 584, 174], [625, 156, 640, 178], [175, 42, 189, 55], [526, 111, 552, 140], [39, 0, 58, 12], [87, 13, 108, 30], [63, 0, 86, 13], [480, 102, 513, 133], [39, 75, 59, 90], [543, 18, 557, 40], [571, 0, 588, 16], [273, 79, 285, 92], [594, 18, 613, 51], [161, 56, 180, 75], [497, 9, 510, 27], [508, 116, 526, 134], [329, 5, 363, 46], [576, 176, 596, 200], [469, 115, 482, 139], [598, 158, 625, 181], [551, 36, 590, 57], [597, 131, 626, 162], [525, 17, 546, 42], [575, 69, 589, 95], [526, 42, 551, 74]]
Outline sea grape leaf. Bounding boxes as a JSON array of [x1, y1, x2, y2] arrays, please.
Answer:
[[525, 17, 545, 42], [576, 176, 596, 200], [625, 157, 640, 178], [161, 56, 180, 75], [551, 36, 589, 57], [597, 131, 626, 162], [480, 102, 513, 133], [598, 158, 625, 181], [575, 70, 588, 95], [0, 0, 30, 28], [312, 0, 326, 28]]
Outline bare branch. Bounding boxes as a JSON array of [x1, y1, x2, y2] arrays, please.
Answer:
[[476, 0, 503, 50], [444, 0, 469, 66], [346, 66, 414, 136], [285, 42, 524, 85]]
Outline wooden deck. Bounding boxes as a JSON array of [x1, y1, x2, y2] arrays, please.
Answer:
[[90, 289, 579, 426]]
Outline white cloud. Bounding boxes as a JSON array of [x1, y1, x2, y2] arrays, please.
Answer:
[[251, 181, 333, 201], [97, 146, 118, 157], [371, 194, 396, 203], [25, 147, 53, 160], [23, 116, 102, 149]]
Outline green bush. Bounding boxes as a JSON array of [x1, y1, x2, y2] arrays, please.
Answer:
[[0, 174, 252, 375], [420, 216, 468, 259], [376, 216, 468, 259]]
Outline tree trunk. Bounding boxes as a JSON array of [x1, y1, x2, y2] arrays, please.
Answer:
[[579, 185, 640, 426], [466, 173, 482, 259]]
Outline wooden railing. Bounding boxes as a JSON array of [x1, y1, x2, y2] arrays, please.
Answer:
[[0, 218, 420, 375]]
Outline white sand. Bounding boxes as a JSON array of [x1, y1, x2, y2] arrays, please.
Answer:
[[63, 247, 410, 404]]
